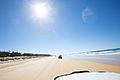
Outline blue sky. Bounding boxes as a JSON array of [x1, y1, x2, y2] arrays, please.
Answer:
[[0, 0, 120, 53]]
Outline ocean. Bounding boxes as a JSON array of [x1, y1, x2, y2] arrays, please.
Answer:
[[64, 52, 120, 65]]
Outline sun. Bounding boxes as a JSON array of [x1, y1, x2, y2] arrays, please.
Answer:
[[29, 1, 52, 21]]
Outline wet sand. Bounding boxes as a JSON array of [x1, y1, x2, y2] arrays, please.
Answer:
[[0, 56, 120, 80]]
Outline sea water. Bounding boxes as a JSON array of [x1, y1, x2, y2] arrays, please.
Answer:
[[63, 52, 120, 65]]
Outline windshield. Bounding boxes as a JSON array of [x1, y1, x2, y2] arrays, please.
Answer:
[[0, 0, 120, 80]]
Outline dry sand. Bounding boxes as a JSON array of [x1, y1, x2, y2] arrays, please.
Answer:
[[0, 56, 120, 80]]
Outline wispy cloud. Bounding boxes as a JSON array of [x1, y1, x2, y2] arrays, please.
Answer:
[[82, 7, 94, 23]]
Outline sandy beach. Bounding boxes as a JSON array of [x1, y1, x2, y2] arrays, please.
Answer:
[[0, 56, 120, 80]]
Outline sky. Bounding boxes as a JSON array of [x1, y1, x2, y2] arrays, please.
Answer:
[[0, 0, 120, 54]]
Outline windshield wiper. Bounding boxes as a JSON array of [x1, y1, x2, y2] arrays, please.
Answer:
[[54, 70, 90, 80]]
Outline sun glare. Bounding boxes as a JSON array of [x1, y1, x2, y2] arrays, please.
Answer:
[[29, 1, 52, 22]]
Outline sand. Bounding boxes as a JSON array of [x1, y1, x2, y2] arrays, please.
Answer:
[[0, 56, 120, 80]]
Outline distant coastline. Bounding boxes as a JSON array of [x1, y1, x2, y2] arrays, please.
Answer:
[[0, 51, 52, 61]]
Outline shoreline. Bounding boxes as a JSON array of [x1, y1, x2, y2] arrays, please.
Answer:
[[0, 57, 120, 80]]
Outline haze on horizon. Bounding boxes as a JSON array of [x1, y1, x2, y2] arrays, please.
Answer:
[[0, 0, 120, 53]]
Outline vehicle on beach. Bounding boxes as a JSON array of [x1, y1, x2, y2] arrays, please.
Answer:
[[58, 55, 62, 59]]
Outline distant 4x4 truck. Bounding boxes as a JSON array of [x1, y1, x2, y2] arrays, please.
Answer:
[[58, 55, 62, 59]]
